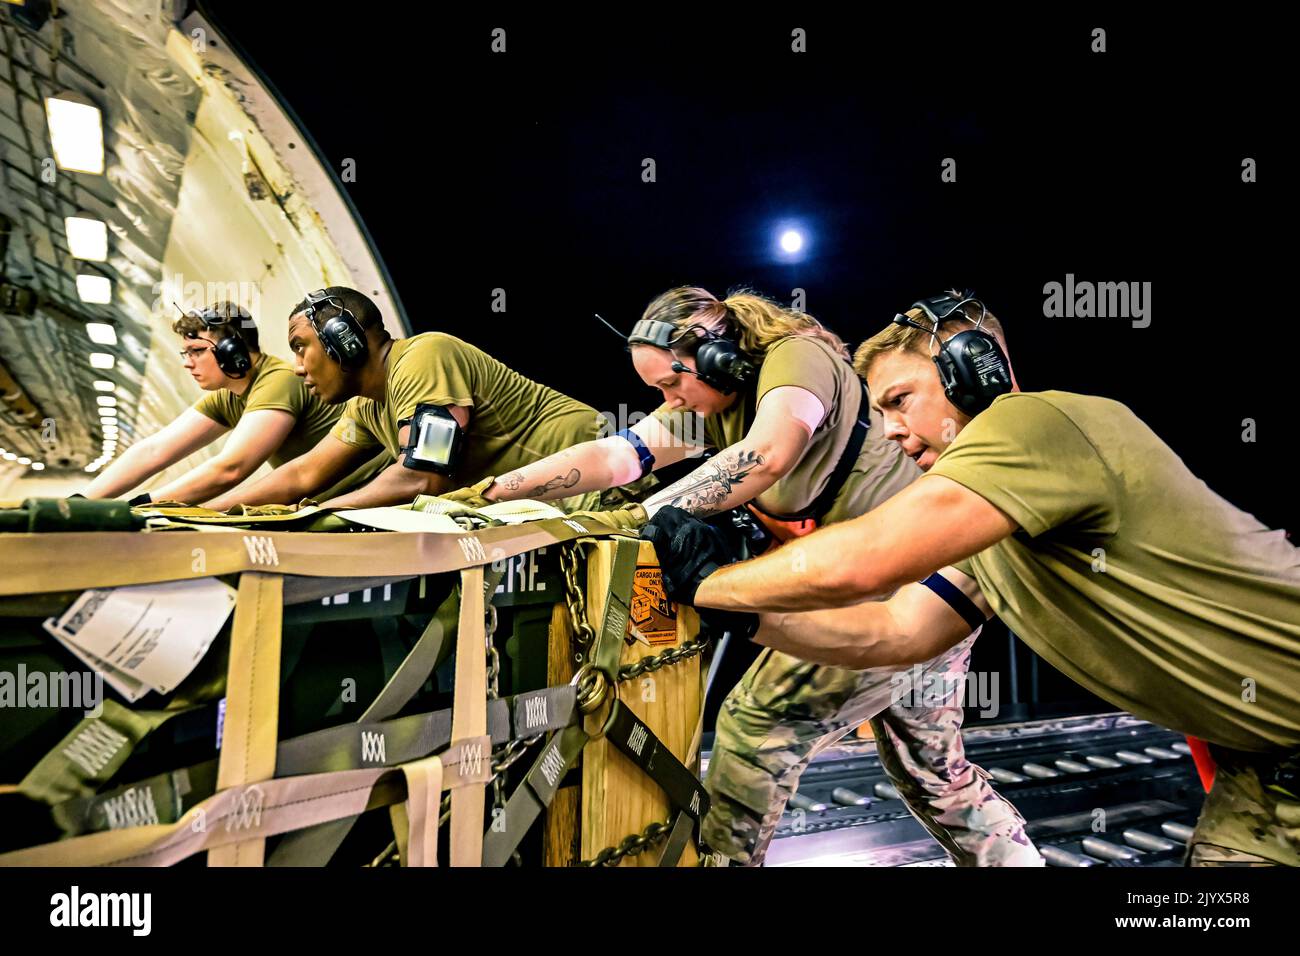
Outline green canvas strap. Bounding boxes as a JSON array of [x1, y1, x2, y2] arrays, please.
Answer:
[[0, 497, 144, 533], [16, 699, 189, 805], [656, 810, 695, 867], [480, 723, 590, 867], [592, 538, 640, 683], [603, 699, 711, 852], [54, 685, 578, 836], [479, 539, 640, 866]]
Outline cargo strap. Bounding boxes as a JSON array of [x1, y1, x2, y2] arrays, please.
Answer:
[[449, 566, 488, 866], [267, 565, 504, 866], [0, 758, 459, 867], [603, 699, 710, 856], [209, 572, 283, 867], [591, 539, 640, 684], [0, 513, 636, 597], [480, 724, 590, 867], [480, 539, 640, 866], [17, 699, 193, 806], [53, 685, 579, 836]]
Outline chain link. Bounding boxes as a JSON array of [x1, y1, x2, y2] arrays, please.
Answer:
[[482, 600, 510, 824], [559, 542, 595, 663], [618, 635, 711, 682], [574, 819, 673, 867]]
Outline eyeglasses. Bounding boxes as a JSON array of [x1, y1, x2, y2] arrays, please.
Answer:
[[178, 345, 215, 360]]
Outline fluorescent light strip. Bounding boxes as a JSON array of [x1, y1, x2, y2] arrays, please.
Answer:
[[45, 96, 105, 175], [65, 216, 108, 260]]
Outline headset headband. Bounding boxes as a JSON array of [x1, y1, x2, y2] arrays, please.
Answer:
[[893, 289, 986, 346]]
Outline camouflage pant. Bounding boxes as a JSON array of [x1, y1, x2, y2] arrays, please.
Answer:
[[1188, 746, 1300, 866], [704, 631, 1042, 866]]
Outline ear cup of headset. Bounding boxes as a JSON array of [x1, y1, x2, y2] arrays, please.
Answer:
[[213, 335, 251, 378], [693, 338, 757, 394], [935, 329, 1012, 415], [319, 314, 369, 370]]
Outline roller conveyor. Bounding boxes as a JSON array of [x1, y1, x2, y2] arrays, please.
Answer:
[[712, 712, 1205, 867]]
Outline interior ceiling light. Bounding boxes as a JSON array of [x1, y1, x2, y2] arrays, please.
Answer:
[[86, 322, 117, 345], [89, 352, 114, 369], [96, 395, 117, 407], [76, 274, 113, 304], [65, 216, 109, 261], [44, 93, 105, 175], [32, 463, 46, 471], [92, 380, 116, 392]]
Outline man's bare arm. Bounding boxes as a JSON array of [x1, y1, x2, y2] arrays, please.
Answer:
[[85, 409, 225, 499], [693, 474, 1017, 612], [206, 434, 371, 510], [751, 567, 991, 669], [148, 408, 295, 505]]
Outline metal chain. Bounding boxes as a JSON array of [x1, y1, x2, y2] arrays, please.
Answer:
[[558, 542, 595, 662], [574, 819, 673, 867], [481, 601, 511, 824], [618, 635, 711, 682]]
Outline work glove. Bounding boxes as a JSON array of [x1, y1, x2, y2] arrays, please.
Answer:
[[641, 506, 738, 606], [439, 475, 497, 510], [565, 502, 647, 533]]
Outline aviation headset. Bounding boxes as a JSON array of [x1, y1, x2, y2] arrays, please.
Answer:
[[302, 288, 370, 370], [298, 289, 462, 474], [181, 304, 254, 379], [626, 313, 758, 395], [892, 289, 1012, 415]]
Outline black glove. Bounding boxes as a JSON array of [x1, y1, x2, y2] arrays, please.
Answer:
[[642, 506, 738, 606], [127, 492, 153, 507]]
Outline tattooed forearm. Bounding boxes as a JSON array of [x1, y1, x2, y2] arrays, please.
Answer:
[[528, 467, 581, 499], [500, 471, 525, 491], [646, 448, 765, 517]]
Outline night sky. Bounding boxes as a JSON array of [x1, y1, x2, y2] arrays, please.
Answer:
[[201, 6, 1289, 534]]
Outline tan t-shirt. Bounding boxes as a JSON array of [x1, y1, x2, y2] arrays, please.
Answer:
[[330, 332, 604, 486], [192, 353, 341, 467], [931, 390, 1300, 753], [652, 335, 921, 524]]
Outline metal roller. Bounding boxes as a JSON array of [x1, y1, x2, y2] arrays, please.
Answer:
[[1115, 750, 1155, 765], [789, 792, 829, 813], [831, 787, 872, 807], [873, 782, 901, 801], [1081, 836, 1141, 862], [1085, 754, 1123, 769], [1144, 746, 1182, 760], [1022, 762, 1061, 779], [1123, 829, 1179, 853], [1160, 822, 1195, 844], [1054, 758, 1092, 773], [988, 767, 1027, 784], [1041, 845, 1099, 867]]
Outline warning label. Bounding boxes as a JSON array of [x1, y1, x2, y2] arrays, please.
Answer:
[[629, 565, 677, 646]]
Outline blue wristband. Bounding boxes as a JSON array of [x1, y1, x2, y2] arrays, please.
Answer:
[[615, 428, 656, 477]]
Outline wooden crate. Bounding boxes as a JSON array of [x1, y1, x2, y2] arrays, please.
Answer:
[[544, 540, 702, 866]]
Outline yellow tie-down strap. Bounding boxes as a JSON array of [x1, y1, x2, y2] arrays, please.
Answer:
[[0, 502, 635, 597]]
